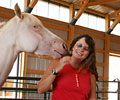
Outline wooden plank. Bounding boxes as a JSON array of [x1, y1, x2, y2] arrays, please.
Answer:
[[0, 6, 14, 13], [98, 76, 104, 80], [28, 85, 37, 89], [85, 9, 106, 17], [96, 49, 105, 53], [96, 62, 104, 66], [110, 38, 120, 43], [88, 0, 120, 6], [27, 69, 45, 75], [51, 0, 70, 6], [0, 12, 13, 19], [75, 29, 105, 39], [42, 22, 69, 31], [26, 53, 53, 59], [75, 25, 105, 35], [110, 50, 120, 55]]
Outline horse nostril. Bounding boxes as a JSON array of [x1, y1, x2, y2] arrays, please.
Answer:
[[62, 43, 68, 50]]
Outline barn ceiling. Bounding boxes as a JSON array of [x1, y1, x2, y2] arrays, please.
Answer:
[[51, 0, 120, 18]]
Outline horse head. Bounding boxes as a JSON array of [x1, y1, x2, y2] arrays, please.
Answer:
[[14, 3, 68, 58]]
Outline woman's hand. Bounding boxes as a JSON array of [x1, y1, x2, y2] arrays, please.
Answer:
[[55, 56, 71, 73], [37, 56, 71, 94]]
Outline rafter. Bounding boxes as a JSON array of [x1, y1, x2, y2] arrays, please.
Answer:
[[70, 0, 90, 25], [51, 0, 70, 6], [25, 0, 38, 13], [88, 0, 120, 6]]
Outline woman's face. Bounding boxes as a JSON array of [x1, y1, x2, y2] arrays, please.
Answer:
[[72, 37, 90, 61]]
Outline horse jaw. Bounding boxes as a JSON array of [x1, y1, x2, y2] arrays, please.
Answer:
[[34, 27, 68, 58]]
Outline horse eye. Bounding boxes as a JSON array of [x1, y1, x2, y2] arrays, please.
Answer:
[[33, 25, 38, 28]]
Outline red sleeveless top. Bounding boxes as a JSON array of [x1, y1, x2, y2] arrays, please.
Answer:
[[52, 64, 91, 100]]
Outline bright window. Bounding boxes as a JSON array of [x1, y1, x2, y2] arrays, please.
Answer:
[[0, 0, 24, 11], [59, 6, 69, 22], [109, 55, 120, 100]]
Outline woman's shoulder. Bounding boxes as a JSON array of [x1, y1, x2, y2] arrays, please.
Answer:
[[52, 58, 61, 63], [49, 58, 61, 68]]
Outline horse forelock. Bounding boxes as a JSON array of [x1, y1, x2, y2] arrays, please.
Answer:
[[23, 13, 41, 24]]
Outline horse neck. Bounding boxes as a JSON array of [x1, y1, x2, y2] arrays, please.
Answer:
[[0, 17, 19, 73]]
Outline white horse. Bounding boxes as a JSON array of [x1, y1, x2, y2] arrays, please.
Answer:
[[0, 4, 68, 87]]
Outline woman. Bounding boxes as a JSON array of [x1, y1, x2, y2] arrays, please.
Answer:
[[38, 34, 98, 100]]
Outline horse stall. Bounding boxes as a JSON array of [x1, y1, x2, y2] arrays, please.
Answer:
[[0, 5, 120, 100]]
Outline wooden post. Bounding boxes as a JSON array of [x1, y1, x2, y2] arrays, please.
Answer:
[[25, 0, 38, 13], [104, 34, 110, 100], [70, 0, 90, 25], [68, 25, 75, 48]]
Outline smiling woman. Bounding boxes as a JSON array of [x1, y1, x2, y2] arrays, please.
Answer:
[[38, 34, 98, 100]]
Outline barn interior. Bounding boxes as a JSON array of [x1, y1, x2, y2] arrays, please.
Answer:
[[0, 0, 120, 100]]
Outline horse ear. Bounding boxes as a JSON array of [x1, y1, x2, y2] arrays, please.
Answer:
[[14, 3, 23, 19]]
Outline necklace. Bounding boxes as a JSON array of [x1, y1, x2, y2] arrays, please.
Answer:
[[75, 73, 79, 87], [75, 67, 84, 87]]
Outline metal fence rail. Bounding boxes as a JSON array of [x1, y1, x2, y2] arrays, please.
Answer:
[[0, 76, 51, 100]]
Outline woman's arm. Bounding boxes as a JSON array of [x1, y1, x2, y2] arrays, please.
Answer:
[[89, 74, 97, 100], [37, 59, 59, 94], [37, 56, 71, 94]]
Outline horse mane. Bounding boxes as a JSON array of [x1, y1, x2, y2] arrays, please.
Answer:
[[0, 21, 7, 29]]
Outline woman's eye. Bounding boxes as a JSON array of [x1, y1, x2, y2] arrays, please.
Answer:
[[76, 44, 89, 51], [83, 47, 89, 51], [77, 44, 82, 48]]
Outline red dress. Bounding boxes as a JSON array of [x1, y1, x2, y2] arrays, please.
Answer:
[[52, 64, 91, 100]]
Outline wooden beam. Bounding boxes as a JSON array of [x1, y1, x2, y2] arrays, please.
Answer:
[[0, 12, 13, 19], [70, 0, 90, 25], [51, 0, 70, 6], [69, 4, 75, 22], [88, 0, 120, 6], [115, 9, 120, 16], [24, 0, 30, 11], [27, 69, 44, 75], [105, 15, 110, 32], [25, 0, 38, 13], [0, 6, 14, 13], [106, 14, 120, 34], [85, 9, 106, 17]]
